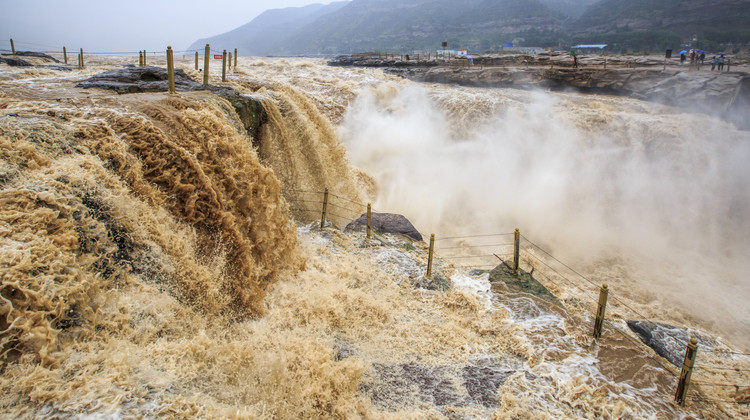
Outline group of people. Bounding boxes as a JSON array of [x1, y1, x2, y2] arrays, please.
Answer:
[[680, 49, 727, 71]]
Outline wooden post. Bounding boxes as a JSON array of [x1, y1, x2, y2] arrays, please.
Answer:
[[320, 188, 329, 228], [366, 203, 372, 239], [513, 228, 520, 275], [139, 51, 143, 67], [222, 49, 227, 82], [203, 44, 210, 85], [727, 58, 731, 72], [593, 284, 609, 338], [10, 39, 15, 55], [63, 46, 68, 65], [195, 51, 198, 70], [79, 48, 84, 68], [167, 46, 175, 94], [228, 52, 232, 70], [234, 48, 237, 67], [426, 234, 435, 278], [675, 338, 699, 406], [143, 50, 146, 66]]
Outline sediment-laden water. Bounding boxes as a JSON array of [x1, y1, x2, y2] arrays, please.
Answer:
[[1, 55, 748, 418]]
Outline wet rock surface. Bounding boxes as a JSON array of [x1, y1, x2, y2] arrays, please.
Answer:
[[363, 359, 520, 411], [0, 56, 33, 67], [489, 263, 559, 304], [76, 67, 267, 139], [627, 320, 718, 367], [345, 212, 423, 242]]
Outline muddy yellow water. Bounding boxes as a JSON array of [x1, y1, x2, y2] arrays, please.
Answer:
[[0, 55, 748, 418]]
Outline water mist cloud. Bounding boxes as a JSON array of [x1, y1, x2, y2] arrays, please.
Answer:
[[339, 82, 750, 348]]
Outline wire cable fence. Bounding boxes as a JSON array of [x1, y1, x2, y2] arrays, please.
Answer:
[[426, 228, 750, 407], [284, 188, 377, 231]]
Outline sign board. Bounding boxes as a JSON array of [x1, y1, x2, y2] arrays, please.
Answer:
[[665, 49, 672, 58], [441, 42, 448, 47], [214, 54, 223, 60]]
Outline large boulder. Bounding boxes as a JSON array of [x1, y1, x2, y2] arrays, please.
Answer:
[[345, 212, 423, 241], [76, 67, 267, 139], [627, 320, 717, 367], [0, 57, 33, 67], [489, 263, 559, 303], [12, 51, 62, 63]]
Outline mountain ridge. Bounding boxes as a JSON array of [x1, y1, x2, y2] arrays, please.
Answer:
[[191, 0, 750, 55]]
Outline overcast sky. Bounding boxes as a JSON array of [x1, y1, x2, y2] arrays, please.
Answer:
[[1, 0, 335, 53]]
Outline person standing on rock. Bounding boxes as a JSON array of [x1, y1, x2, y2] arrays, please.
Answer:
[[718, 55, 725, 71], [680, 52, 686, 65], [711, 56, 717, 71]]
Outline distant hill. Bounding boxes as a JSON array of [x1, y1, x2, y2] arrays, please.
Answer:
[[571, 0, 750, 52], [186, 2, 349, 56], [275, 0, 564, 54], [190, 0, 750, 55], [538, 0, 600, 18]]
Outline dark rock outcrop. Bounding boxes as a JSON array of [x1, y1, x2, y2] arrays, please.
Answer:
[[489, 263, 559, 303], [76, 67, 267, 139], [364, 359, 519, 411], [11, 51, 62, 63], [344, 212, 423, 241], [627, 320, 717, 367], [0, 57, 33, 67]]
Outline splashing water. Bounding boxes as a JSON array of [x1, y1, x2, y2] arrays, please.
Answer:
[[1, 55, 748, 418]]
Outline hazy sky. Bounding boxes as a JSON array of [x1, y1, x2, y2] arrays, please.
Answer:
[[1, 0, 335, 53]]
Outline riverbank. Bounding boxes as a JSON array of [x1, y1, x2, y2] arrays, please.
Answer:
[[329, 53, 750, 130]]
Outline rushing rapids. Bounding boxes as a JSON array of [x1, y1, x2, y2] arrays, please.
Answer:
[[1, 54, 749, 418]]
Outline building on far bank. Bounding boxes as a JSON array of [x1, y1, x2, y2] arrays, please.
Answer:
[[571, 44, 608, 54]]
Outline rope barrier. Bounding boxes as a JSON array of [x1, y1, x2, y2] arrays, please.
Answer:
[[521, 235, 600, 290], [692, 380, 750, 389], [701, 349, 750, 357], [694, 365, 750, 373], [287, 199, 323, 205], [435, 233, 514, 241], [523, 241, 655, 322], [285, 189, 324, 195], [327, 201, 362, 215], [328, 192, 368, 208], [532, 265, 600, 305], [435, 243, 513, 250], [439, 254, 503, 260]]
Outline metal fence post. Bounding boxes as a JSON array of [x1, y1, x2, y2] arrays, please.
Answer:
[[63, 46, 67, 64], [320, 188, 329, 228], [426, 234, 435, 278], [513, 228, 520, 275], [366, 203, 372, 239], [222, 49, 227, 82], [593, 284, 609, 338], [203, 44, 210, 85], [167, 46, 175, 94], [675, 338, 698, 406]]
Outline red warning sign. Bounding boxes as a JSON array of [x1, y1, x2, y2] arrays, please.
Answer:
[[214, 54, 223, 60]]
